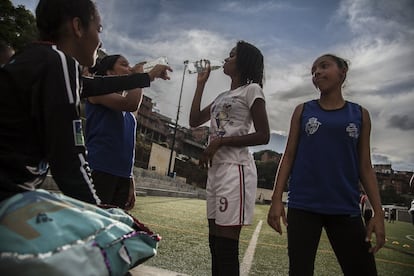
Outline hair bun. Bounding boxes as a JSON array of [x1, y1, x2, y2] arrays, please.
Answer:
[[91, 54, 121, 76]]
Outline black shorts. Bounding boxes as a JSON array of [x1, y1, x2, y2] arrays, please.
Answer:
[[92, 170, 131, 208]]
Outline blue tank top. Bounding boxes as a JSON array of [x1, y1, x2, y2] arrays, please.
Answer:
[[85, 102, 136, 178], [288, 100, 362, 215]]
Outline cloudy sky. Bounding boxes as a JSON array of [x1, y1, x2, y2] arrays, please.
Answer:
[[12, 0, 414, 172]]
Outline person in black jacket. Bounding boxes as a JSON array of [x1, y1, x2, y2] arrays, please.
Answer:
[[0, 41, 14, 67], [0, 0, 172, 204]]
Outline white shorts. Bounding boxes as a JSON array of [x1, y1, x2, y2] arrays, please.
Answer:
[[206, 160, 257, 226]]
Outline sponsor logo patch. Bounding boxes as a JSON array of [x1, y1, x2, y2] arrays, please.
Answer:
[[346, 123, 359, 139], [305, 117, 322, 135], [73, 119, 85, 146]]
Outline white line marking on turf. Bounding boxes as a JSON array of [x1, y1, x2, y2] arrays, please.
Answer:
[[241, 220, 263, 276]]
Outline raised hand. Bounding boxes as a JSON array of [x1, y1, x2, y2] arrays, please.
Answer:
[[148, 64, 173, 81], [196, 60, 211, 85]]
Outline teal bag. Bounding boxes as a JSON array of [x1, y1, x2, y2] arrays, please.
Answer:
[[0, 189, 160, 276]]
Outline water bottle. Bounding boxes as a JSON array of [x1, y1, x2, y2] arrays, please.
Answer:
[[187, 59, 224, 74], [143, 56, 169, 73]]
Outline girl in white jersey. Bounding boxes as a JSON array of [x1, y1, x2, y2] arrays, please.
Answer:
[[190, 41, 270, 275], [267, 54, 385, 275]]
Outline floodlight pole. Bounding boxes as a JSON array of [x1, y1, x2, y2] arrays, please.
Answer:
[[167, 60, 188, 177]]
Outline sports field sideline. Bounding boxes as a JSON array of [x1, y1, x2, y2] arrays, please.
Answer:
[[130, 196, 414, 276]]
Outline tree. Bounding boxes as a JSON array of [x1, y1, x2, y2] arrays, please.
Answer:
[[254, 150, 281, 190], [256, 160, 278, 190], [380, 185, 405, 205], [134, 136, 152, 169], [174, 159, 207, 189], [0, 0, 38, 52]]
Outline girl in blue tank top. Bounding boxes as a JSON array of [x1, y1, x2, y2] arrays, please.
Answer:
[[86, 55, 144, 210], [267, 54, 385, 276]]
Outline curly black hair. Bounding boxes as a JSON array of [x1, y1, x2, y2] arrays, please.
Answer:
[[236, 40, 265, 88], [36, 0, 98, 41]]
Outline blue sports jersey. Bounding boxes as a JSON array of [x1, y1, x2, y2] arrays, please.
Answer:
[[85, 102, 136, 178], [287, 100, 362, 215]]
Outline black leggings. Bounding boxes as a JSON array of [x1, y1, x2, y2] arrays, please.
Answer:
[[287, 208, 377, 276]]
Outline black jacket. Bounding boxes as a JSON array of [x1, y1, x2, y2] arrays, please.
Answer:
[[0, 42, 150, 203]]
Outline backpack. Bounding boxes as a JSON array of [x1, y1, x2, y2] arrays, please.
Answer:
[[0, 189, 160, 276]]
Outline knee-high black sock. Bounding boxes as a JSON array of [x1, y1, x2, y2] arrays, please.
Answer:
[[209, 235, 219, 276], [215, 236, 239, 276]]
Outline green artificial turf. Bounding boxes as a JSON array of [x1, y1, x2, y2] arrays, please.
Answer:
[[131, 196, 414, 276]]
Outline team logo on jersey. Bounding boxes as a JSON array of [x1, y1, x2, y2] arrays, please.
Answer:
[[213, 101, 232, 137], [305, 117, 321, 135], [346, 123, 359, 138], [73, 120, 85, 146]]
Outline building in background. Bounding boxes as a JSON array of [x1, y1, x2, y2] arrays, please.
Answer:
[[135, 95, 206, 182], [374, 164, 413, 195]]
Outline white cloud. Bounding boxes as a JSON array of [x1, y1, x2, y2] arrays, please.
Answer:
[[100, 28, 235, 122], [102, 28, 231, 66], [10, 0, 413, 171], [338, 0, 414, 34], [332, 0, 414, 171], [218, 1, 296, 14]]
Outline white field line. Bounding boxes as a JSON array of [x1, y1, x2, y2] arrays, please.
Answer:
[[241, 220, 263, 276]]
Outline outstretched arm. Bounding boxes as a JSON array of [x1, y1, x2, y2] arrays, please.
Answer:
[[82, 64, 172, 98], [87, 62, 145, 112]]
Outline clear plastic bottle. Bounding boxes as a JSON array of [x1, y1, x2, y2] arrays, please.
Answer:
[[187, 59, 224, 74], [143, 56, 169, 73]]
